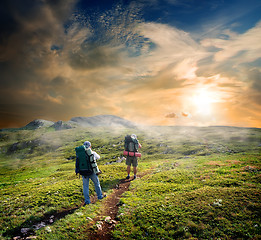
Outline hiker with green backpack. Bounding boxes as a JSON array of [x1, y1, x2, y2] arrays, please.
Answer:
[[75, 141, 106, 205]]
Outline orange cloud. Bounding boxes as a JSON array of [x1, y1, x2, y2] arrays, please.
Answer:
[[165, 112, 178, 118], [182, 112, 189, 117]]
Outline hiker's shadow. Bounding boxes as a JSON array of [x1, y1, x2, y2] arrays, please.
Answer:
[[3, 207, 79, 239], [120, 178, 134, 183], [99, 177, 134, 191]]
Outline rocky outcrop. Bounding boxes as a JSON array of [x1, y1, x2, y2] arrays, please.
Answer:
[[50, 120, 79, 131], [24, 119, 54, 129]]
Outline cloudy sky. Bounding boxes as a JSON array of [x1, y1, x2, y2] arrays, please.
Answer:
[[0, 0, 261, 128]]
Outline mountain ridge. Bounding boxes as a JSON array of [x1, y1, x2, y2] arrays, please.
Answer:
[[18, 115, 137, 130], [70, 115, 136, 128]]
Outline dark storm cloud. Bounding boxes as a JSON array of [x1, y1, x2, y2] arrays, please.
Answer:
[[45, 0, 76, 21], [0, 0, 78, 128], [4, 1, 76, 45], [0, 1, 17, 43], [0, 61, 43, 90], [51, 76, 68, 86], [0, 0, 77, 67]]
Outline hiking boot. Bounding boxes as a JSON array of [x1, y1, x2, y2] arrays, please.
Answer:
[[133, 175, 137, 179], [98, 194, 107, 201], [126, 175, 130, 179]]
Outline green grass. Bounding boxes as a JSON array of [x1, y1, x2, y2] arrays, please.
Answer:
[[0, 125, 260, 239], [114, 154, 261, 239]]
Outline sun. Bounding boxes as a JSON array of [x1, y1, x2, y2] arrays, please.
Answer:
[[193, 89, 214, 115]]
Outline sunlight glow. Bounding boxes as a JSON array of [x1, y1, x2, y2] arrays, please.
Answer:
[[193, 89, 215, 115]]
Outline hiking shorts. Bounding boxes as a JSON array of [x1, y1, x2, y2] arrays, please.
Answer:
[[126, 156, 138, 167]]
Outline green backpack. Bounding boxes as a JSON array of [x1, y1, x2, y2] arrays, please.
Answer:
[[75, 145, 94, 176]]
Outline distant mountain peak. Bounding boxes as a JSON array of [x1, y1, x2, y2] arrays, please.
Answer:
[[21, 115, 137, 130], [70, 115, 136, 128], [25, 119, 54, 129]]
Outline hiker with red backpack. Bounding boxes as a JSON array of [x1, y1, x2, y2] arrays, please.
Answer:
[[124, 134, 142, 180], [75, 141, 106, 205]]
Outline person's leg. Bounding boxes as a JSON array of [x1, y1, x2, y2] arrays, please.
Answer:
[[133, 166, 137, 176], [126, 156, 131, 179], [82, 176, 91, 204], [90, 173, 103, 200], [133, 157, 138, 179], [127, 165, 131, 175]]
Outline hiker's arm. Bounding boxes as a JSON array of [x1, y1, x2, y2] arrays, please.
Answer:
[[93, 151, 100, 160], [139, 143, 142, 148]]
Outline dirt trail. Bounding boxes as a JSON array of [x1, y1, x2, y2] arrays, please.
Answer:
[[88, 172, 150, 240], [10, 179, 132, 240], [9, 172, 150, 240], [88, 177, 133, 240]]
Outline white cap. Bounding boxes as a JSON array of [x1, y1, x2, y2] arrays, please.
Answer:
[[83, 141, 91, 148], [131, 134, 137, 139]]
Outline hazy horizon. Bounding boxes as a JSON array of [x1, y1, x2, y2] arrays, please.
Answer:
[[1, 114, 261, 130]]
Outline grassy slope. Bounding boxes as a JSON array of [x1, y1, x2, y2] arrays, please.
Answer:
[[0, 126, 260, 239]]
